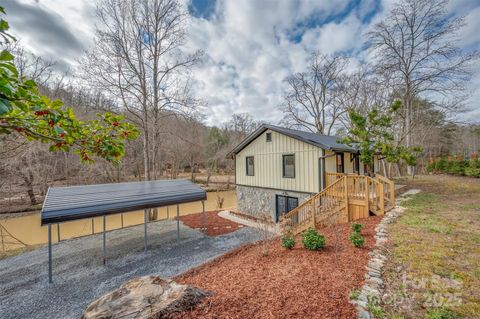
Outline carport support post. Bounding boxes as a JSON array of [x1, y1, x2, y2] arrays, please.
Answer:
[[102, 215, 106, 265], [176, 204, 180, 240], [202, 201, 206, 231], [48, 224, 52, 283], [144, 209, 147, 252]]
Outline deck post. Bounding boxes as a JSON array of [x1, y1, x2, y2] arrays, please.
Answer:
[[176, 204, 180, 240], [48, 224, 52, 284], [202, 200, 206, 231], [365, 177, 370, 213], [344, 176, 349, 221], [379, 183, 385, 215], [144, 209, 147, 252], [103, 215, 106, 265], [389, 180, 395, 206]]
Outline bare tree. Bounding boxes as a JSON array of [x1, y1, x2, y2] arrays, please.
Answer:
[[281, 52, 349, 135], [228, 113, 260, 136], [9, 44, 56, 86], [82, 0, 202, 181], [368, 0, 479, 174]]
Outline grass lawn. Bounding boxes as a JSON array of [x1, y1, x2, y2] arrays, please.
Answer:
[[380, 175, 480, 319]]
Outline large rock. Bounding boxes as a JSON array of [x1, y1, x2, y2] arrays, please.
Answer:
[[82, 275, 209, 319]]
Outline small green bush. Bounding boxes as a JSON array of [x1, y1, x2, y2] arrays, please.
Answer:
[[425, 308, 457, 319], [350, 231, 365, 247], [350, 223, 365, 247], [301, 227, 325, 251], [281, 234, 295, 249], [351, 223, 364, 232]]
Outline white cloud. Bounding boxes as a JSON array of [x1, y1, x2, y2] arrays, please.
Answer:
[[300, 13, 363, 54], [3, 0, 480, 125], [460, 6, 480, 48]]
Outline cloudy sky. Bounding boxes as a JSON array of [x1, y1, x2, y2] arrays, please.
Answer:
[[3, 0, 480, 125]]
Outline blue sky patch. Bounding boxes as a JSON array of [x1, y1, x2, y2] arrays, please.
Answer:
[[188, 0, 216, 19]]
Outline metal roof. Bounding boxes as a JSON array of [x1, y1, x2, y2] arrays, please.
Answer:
[[41, 179, 207, 225], [227, 124, 358, 157]]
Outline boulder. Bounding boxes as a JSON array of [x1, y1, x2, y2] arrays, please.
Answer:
[[82, 275, 210, 319]]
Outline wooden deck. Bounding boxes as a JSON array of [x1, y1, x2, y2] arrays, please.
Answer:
[[281, 173, 395, 234]]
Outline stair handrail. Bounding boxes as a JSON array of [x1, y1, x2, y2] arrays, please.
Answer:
[[281, 176, 346, 234], [375, 174, 395, 206], [283, 176, 345, 220]]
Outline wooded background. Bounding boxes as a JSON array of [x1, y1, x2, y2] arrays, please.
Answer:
[[1, 0, 479, 212]]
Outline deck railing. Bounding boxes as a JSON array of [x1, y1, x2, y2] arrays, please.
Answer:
[[375, 174, 395, 208], [326, 172, 345, 187], [281, 177, 346, 234], [282, 174, 394, 235]]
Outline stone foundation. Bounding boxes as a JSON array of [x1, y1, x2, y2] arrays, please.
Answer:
[[236, 185, 312, 222]]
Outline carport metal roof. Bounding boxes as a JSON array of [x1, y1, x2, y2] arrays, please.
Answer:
[[41, 179, 207, 284], [41, 179, 207, 225]]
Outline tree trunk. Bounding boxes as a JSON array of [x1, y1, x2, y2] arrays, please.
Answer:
[[404, 93, 413, 176], [142, 129, 150, 181], [22, 172, 37, 206]]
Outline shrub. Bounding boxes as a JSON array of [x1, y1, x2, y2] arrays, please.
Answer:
[[352, 223, 364, 233], [350, 231, 365, 247], [281, 234, 295, 249], [427, 156, 480, 178], [301, 227, 325, 251], [465, 167, 480, 177], [350, 223, 365, 248]]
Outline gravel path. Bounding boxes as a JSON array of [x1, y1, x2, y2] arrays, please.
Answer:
[[0, 220, 261, 319]]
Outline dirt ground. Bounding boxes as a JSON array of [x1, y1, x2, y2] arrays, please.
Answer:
[[174, 216, 382, 319], [381, 175, 480, 318], [177, 210, 244, 236]]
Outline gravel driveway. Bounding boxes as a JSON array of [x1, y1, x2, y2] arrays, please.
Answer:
[[0, 220, 260, 319]]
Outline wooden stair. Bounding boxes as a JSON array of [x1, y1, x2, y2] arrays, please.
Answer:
[[281, 174, 395, 235]]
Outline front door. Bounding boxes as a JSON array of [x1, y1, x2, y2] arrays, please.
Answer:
[[275, 195, 299, 222]]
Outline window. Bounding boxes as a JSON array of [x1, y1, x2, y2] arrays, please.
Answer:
[[266, 132, 272, 142], [336, 152, 344, 173], [246, 156, 254, 176], [282, 154, 295, 178]]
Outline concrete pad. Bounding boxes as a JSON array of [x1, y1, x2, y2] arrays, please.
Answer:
[[218, 210, 279, 234]]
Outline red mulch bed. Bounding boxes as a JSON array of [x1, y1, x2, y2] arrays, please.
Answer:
[[173, 216, 382, 319], [177, 210, 244, 236]]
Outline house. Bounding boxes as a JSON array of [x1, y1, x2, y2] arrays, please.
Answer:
[[227, 124, 382, 223]]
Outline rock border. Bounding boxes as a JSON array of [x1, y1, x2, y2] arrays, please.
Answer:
[[352, 189, 421, 319]]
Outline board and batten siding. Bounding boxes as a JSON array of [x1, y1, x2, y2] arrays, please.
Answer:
[[236, 130, 322, 193], [324, 150, 366, 175]]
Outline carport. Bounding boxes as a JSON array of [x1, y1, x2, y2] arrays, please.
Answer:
[[41, 179, 207, 283]]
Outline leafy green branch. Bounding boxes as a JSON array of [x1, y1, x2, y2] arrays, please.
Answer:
[[0, 6, 139, 163]]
